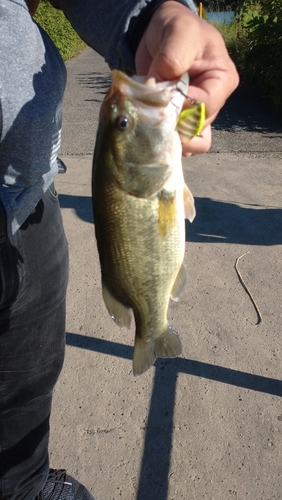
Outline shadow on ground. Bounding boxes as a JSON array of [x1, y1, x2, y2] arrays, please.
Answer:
[[187, 197, 282, 246], [76, 71, 111, 102], [66, 332, 282, 500], [59, 194, 93, 224]]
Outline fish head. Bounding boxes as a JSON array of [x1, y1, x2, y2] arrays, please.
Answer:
[[94, 70, 189, 197]]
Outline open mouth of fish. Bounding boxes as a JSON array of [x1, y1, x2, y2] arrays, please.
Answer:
[[112, 70, 189, 109]]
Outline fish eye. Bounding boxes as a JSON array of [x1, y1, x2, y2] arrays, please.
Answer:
[[115, 115, 131, 131]]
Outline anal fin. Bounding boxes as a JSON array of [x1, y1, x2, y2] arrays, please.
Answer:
[[102, 283, 132, 329]]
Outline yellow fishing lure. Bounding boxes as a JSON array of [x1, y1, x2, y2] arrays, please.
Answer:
[[177, 102, 206, 143]]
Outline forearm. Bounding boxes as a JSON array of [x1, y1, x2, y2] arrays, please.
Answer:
[[48, 0, 197, 73]]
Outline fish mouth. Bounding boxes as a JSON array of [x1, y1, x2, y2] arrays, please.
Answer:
[[110, 70, 189, 110]]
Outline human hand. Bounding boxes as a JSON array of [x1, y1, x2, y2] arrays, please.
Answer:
[[135, 1, 239, 156]]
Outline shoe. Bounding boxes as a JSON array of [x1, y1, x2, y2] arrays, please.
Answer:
[[37, 469, 95, 500]]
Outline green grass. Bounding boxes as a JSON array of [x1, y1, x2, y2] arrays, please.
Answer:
[[34, 0, 86, 61]]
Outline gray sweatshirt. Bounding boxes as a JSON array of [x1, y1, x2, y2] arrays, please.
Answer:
[[0, 0, 196, 236]]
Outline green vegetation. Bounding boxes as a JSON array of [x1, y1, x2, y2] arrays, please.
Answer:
[[206, 0, 282, 112], [236, 0, 282, 111], [34, 0, 86, 61]]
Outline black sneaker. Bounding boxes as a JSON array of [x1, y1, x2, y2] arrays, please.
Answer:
[[37, 469, 95, 500]]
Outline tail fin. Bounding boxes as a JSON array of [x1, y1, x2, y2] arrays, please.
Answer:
[[132, 324, 182, 376]]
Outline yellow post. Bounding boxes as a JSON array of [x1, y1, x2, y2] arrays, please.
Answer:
[[199, 2, 203, 18]]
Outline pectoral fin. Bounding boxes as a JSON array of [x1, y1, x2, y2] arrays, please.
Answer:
[[102, 283, 132, 329], [177, 102, 206, 143], [122, 163, 170, 197], [171, 263, 188, 302], [184, 183, 196, 222]]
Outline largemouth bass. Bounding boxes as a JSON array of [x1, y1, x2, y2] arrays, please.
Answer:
[[92, 70, 199, 376]]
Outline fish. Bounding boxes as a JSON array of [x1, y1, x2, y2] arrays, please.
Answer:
[[92, 70, 201, 376]]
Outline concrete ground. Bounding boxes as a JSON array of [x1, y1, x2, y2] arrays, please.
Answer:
[[52, 48, 282, 499]]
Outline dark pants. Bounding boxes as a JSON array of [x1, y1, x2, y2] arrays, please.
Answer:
[[0, 184, 69, 499]]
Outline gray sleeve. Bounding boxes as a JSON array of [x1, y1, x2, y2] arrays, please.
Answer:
[[48, 0, 197, 74]]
